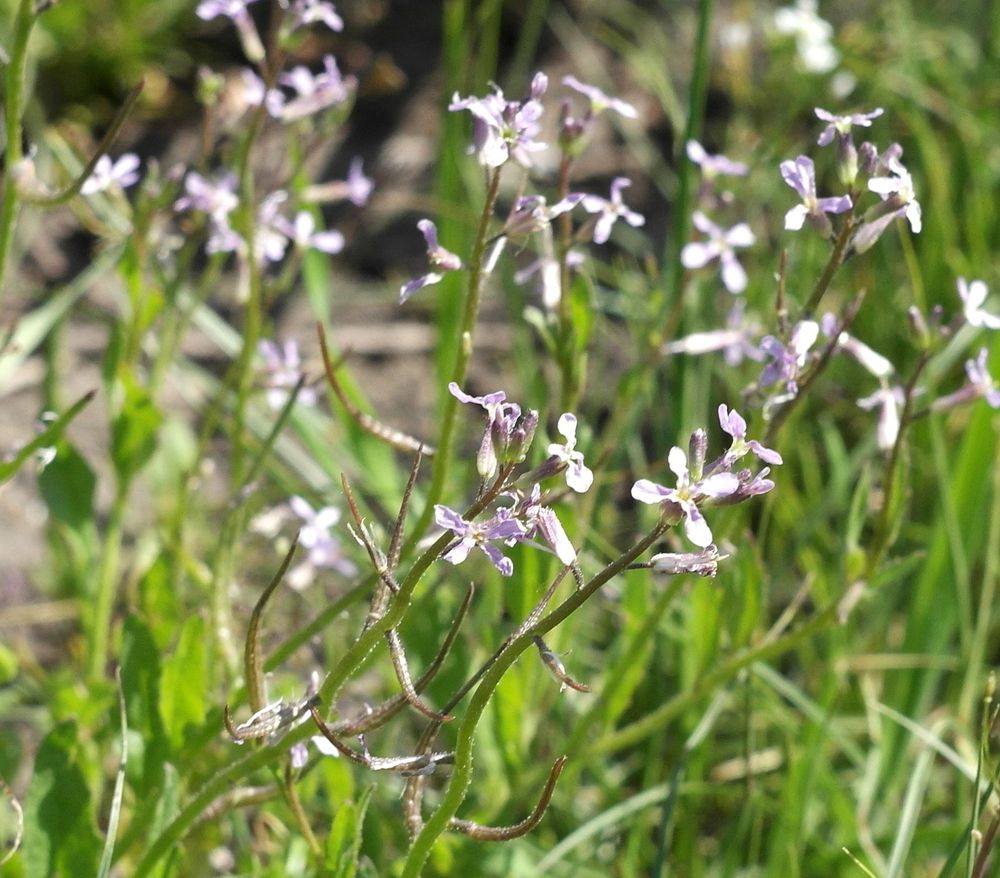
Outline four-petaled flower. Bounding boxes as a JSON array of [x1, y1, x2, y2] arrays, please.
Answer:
[[867, 156, 921, 232], [400, 219, 463, 303], [274, 211, 345, 254], [631, 446, 740, 547], [449, 72, 548, 168], [780, 154, 852, 234], [579, 177, 646, 245], [196, 0, 265, 62], [288, 0, 343, 32], [815, 106, 884, 146], [758, 320, 820, 395], [82, 153, 141, 195], [546, 413, 594, 493], [686, 140, 748, 178], [289, 496, 357, 581], [434, 505, 526, 577], [857, 383, 905, 451], [273, 56, 356, 121], [259, 338, 318, 409], [681, 211, 756, 294], [964, 349, 1000, 408], [562, 75, 638, 119], [717, 404, 783, 467], [957, 277, 1000, 330]]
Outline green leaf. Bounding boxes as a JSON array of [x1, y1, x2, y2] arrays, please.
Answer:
[[121, 615, 168, 792], [324, 786, 373, 878], [22, 721, 101, 878], [158, 614, 207, 751], [37, 443, 96, 531], [111, 376, 163, 484]]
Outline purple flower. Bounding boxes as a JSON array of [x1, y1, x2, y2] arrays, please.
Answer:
[[631, 446, 740, 548], [449, 72, 548, 168], [259, 338, 317, 409], [449, 382, 535, 479], [275, 211, 345, 254], [858, 383, 905, 450], [510, 485, 577, 565], [196, 0, 265, 62], [400, 219, 463, 303], [434, 505, 527, 576], [779, 155, 852, 234], [686, 140, 748, 178], [717, 404, 783, 466], [289, 496, 357, 578], [287, 0, 343, 32], [274, 56, 356, 121], [196, 0, 258, 19], [546, 413, 594, 493], [661, 301, 764, 367], [81, 153, 141, 195], [579, 177, 646, 245], [932, 349, 1000, 411], [303, 157, 374, 208], [819, 313, 894, 378], [957, 277, 1000, 330], [502, 193, 583, 241], [758, 319, 819, 395], [815, 107, 884, 146], [174, 170, 239, 219], [867, 157, 921, 231], [681, 211, 755, 294], [344, 157, 373, 207], [562, 75, 638, 119], [965, 349, 1000, 407], [648, 545, 727, 577], [254, 191, 292, 264]]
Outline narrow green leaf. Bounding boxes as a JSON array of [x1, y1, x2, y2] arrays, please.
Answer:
[[158, 615, 207, 751], [324, 785, 374, 878], [97, 672, 129, 878], [111, 376, 163, 483]]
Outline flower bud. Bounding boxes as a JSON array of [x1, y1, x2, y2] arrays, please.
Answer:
[[688, 428, 707, 481], [857, 141, 879, 176], [837, 136, 858, 188]]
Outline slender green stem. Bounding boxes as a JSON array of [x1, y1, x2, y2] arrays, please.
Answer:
[[27, 81, 145, 208], [409, 167, 503, 539], [864, 350, 931, 577], [400, 521, 668, 876], [801, 215, 856, 316], [88, 480, 129, 682], [0, 0, 37, 297]]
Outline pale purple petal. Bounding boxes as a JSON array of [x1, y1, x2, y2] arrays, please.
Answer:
[[631, 479, 672, 504]]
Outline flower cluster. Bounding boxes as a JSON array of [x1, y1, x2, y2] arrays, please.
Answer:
[[632, 405, 780, 549], [430, 385, 592, 575]]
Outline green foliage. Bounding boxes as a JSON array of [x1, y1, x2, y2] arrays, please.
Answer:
[[22, 721, 102, 878]]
